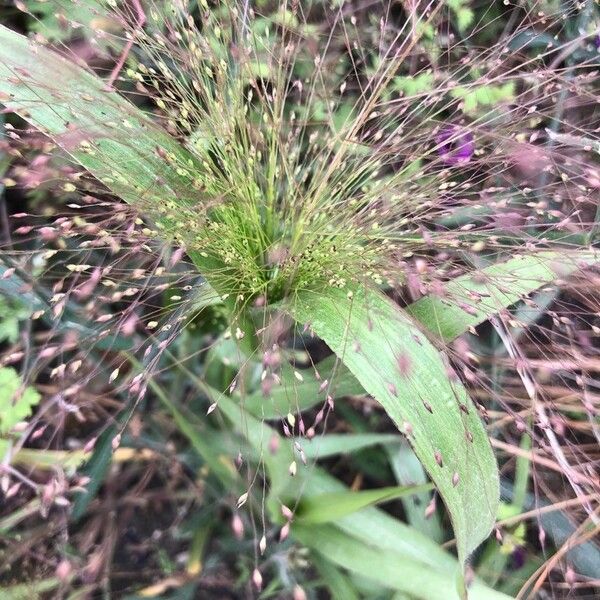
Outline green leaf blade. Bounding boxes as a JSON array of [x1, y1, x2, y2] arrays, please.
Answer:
[[293, 524, 510, 600], [217, 384, 508, 598], [0, 25, 189, 190], [290, 286, 499, 566], [296, 484, 433, 524], [406, 252, 598, 342]]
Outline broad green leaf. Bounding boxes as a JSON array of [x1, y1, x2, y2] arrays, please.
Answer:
[[211, 386, 508, 598], [314, 558, 361, 600], [305, 468, 459, 574], [0, 26, 223, 281], [0, 25, 239, 306], [406, 252, 598, 342], [290, 286, 499, 567], [246, 253, 596, 421], [0, 26, 198, 208], [215, 391, 456, 571], [296, 484, 433, 524], [309, 478, 470, 591], [243, 355, 361, 419]]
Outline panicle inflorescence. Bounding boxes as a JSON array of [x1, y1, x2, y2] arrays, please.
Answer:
[[82, 0, 599, 311], [4, 0, 599, 432], [4, 0, 600, 382]]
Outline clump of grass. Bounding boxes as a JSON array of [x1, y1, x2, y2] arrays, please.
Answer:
[[1, 0, 600, 597], [106, 2, 397, 305], [75, 0, 595, 306], [8, 0, 599, 313]]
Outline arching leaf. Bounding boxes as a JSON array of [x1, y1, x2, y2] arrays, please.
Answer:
[[290, 286, 499, 568]]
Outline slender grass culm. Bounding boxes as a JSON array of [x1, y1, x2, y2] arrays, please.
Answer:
[[0, 0, 599, 598]]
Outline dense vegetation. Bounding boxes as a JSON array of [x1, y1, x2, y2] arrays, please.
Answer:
[[0, 1, 599, 598]]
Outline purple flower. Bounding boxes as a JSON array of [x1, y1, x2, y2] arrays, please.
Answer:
[[436, 126, 475, 165], [510, 545, 527, 570]]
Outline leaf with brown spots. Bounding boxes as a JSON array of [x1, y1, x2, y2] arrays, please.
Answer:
[[290, 285, 499, 572]]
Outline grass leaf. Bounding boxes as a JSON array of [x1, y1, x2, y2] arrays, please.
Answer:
[[0, 26, 196, 199], [296, 484, 433, 524], [0, 26, 214, 274], [387, 442, 445, 542], [246, 253, 597, 423], [406, 252, 597, 342], [216, 386, 509, 599], [293, 524, 510, 600], [243, 356, 361, 419], [302, 433, 400, 459], [290, 286, 499, 567]]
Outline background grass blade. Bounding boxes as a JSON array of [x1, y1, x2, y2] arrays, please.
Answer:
[[216, 391, 458, 570], [314, 559, 361, 600], [292, 524, 511, 600], [243, 356, 362, 419], [387, 441, 445, 543], [406, 252, 597, 342], [296, 484, 433, 524], [301, 433, 400, 459], [217, 389, 507, 598]]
